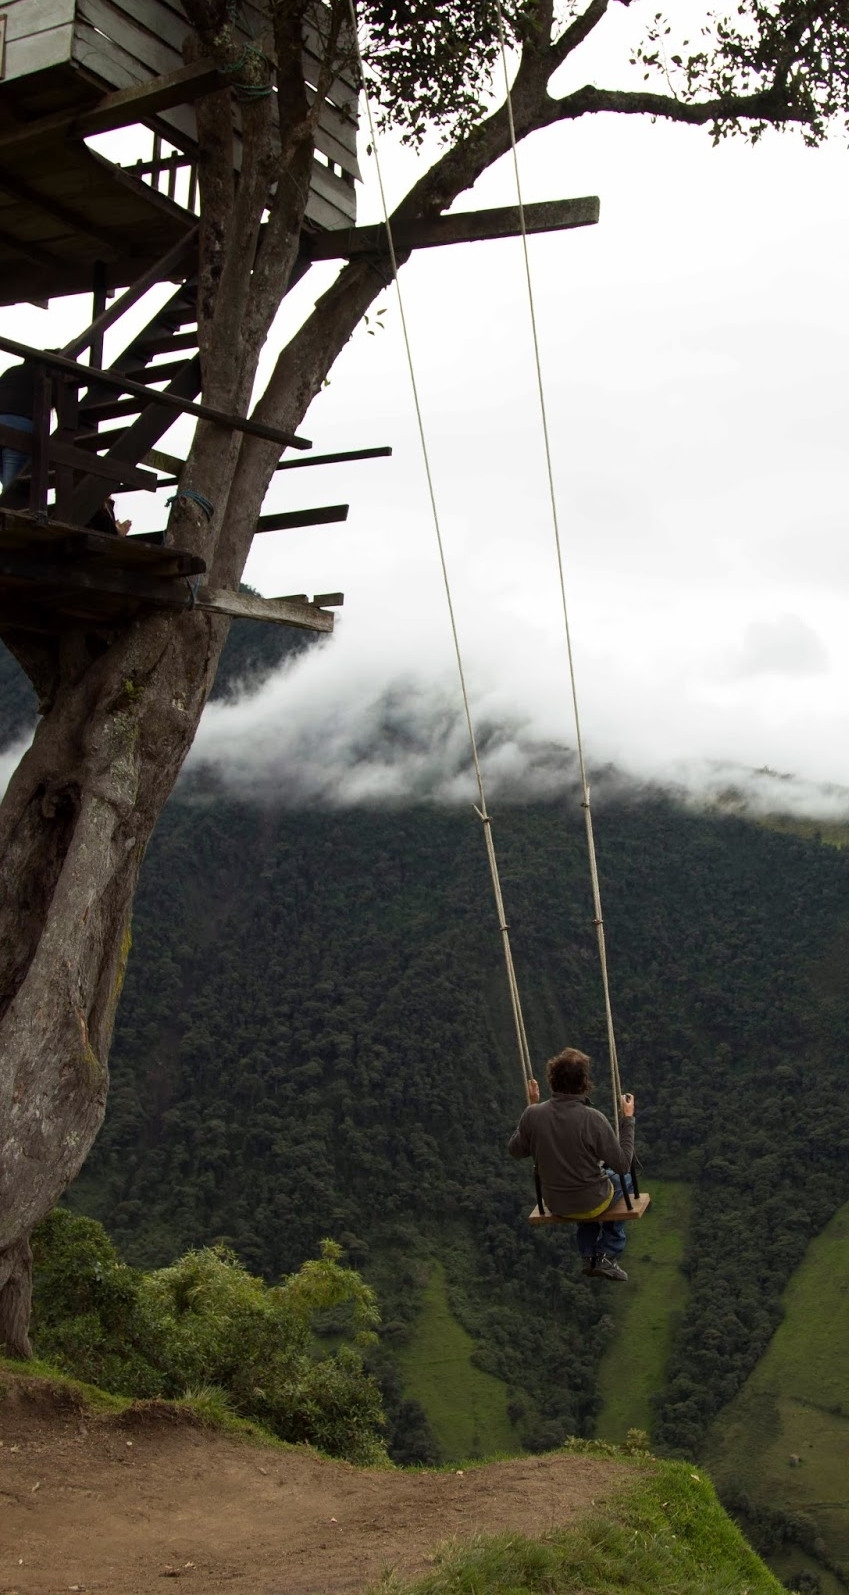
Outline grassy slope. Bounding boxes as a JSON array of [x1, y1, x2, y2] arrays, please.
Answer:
[[396, 1261, 517, 1462], [594, 1180, 692, 1443], [369, 1456, 785, 1595], [704, 1195, 849, 1591]]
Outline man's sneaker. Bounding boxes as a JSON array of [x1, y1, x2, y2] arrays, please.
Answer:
[[580, 1257, 596, 1275], [590, 1253, 628, 1282]]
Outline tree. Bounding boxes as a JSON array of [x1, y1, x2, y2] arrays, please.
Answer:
[[1, 0, 848, 1354]]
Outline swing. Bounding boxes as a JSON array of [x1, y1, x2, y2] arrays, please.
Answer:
[[354, 3, 650, 1226], [529, 1194, 651, 1226]]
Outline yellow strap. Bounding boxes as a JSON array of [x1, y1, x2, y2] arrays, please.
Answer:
[[555, 1181, 615, 1221]]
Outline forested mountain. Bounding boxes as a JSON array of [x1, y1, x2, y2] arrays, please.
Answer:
[[3, 632, 849, 1476]]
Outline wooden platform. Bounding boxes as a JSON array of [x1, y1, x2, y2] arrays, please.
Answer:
[[529, 1192, 651, 1225], [0, 510, 339, 634]]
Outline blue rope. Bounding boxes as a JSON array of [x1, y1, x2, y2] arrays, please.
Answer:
[[168, 488, 215, 521], [184, 574, 203, 609]]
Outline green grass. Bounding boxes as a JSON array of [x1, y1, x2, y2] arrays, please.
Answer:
[[396, 1260, 516, 1462], [704, 1196, 849, 1584], [594, 1180, 692, 1443], [367, 1457, 784, 1594]]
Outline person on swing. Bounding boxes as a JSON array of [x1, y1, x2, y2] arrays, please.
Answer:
[[507, 1046, 635, 1282]]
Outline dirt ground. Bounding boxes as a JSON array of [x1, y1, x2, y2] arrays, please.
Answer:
[[0, 1373, 628, 1595]]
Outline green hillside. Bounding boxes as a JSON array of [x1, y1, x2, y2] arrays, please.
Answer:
[[4, 634, 849, 1569], [396, 1260, 516, 1461], [704, 1196, 849, 1592], [595, 1180, 691, 1442]]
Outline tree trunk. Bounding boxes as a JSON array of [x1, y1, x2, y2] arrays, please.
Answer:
[[0, 602, 229, 1346]]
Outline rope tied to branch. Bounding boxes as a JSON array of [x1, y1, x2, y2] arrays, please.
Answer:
[[168, 488, 215, 521], [220, 43, 274, 100]]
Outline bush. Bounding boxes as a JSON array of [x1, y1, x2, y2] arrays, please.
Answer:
[[30, 1213, 387, 1465]]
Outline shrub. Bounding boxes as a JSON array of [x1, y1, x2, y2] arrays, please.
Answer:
[[30, 1214, 387, 1464]]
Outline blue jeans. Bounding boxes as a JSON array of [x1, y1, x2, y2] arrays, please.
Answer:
[[576, 1169, 632, 1260], [0, 414, 33, 490]]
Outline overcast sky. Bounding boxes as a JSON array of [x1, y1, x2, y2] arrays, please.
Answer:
[[3, 4, 849, 814]]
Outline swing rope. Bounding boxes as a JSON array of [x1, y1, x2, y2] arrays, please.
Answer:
[[347, 0, 535, 1097], [492, 0, 623, 1128]]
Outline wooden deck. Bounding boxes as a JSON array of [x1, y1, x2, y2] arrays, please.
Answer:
[[0, 510, 339, 633]]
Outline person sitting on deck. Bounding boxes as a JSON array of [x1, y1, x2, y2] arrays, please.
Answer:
[[0, 359, 37, 492], [507, 1046, 635, 1282]]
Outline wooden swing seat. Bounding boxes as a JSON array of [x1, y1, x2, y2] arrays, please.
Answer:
[[529, 1191, 651, 1225]]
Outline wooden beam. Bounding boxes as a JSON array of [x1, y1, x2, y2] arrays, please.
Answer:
[[307, 198, 600, 260], [0, 336, 312, 452], [195, 586, 335, 633], [0, 63, 224, 163], [156, 446, 392, 488], [255, 505, 349, 533]]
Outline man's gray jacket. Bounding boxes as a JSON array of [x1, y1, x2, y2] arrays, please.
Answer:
[[508, 1093, 635, 1216]]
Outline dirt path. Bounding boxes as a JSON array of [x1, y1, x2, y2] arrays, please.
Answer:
[[0, 1374, 629, 1595]]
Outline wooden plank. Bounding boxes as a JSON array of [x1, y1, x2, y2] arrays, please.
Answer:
[[76, 0, 182, 81], [3, 0, 76, 44], [307, 158, 356, 210], [312, 591, 343, 606], [0, 65, 220, 156], [303, 189, 352, 232], [309, 197, 600, 260], [312, 116, 361, 183], [4, 22, 73, 78], [195, 585, 335, 633], [0, 546, 196, 609], [57, 530, 204, 574], [105, 0, 187, 56], [255, 504, 349, 533], [529, 1192, 651, 1225], [156, 444, 392, 488], [302, 42, 358, 111]]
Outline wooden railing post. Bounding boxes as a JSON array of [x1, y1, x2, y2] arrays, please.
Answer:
[[28, 364, 52, 524]]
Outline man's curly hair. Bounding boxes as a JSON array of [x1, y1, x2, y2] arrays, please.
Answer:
[[547, 1047, 592, 1096]]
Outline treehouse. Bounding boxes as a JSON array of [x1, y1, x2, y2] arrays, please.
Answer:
[[0, 0, 359, 306], [0, 0, 600, 638], [0, 0, 366, 634]]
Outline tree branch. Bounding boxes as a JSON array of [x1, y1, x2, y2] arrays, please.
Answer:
[[544, 81, 806, 130], [550, 0, 612, 70]]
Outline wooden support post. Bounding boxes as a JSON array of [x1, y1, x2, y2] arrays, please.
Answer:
[[28, 367, 51, 525], [53, 375, 80, 525], [89, 262, 109, 374]]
